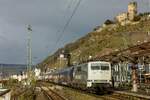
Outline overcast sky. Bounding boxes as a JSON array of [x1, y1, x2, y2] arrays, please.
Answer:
[[0, 0, 149, 64]]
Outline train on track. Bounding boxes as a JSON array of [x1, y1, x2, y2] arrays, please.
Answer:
[[42, 61, 112, 92]]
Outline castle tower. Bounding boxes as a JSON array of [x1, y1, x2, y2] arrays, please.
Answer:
[[128, 1, 137, 21]]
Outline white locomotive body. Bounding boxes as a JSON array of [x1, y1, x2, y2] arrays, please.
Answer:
[[72, 61, 111, 88]]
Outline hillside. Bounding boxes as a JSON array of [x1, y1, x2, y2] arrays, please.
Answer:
[[0, 64, 26, 76], [40, 13, 150, 69]]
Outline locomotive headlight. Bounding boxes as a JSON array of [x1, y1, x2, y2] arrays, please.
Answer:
[[87, 81, 92, 87], [87, 80, 93, 87], [108, 80, 112, 84]]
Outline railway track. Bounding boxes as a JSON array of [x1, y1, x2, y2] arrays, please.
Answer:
[[41, 86, 67, 100], [39, 82, 118, 100], [39, 81, 150, 100]]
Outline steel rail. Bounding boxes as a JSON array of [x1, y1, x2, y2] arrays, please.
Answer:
[[41, 81, 150, 100], [41, 86, 67, 100]]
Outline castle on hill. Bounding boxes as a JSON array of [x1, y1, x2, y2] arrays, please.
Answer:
[[94, 1, 141, 32], [116, 1, 137, 25]]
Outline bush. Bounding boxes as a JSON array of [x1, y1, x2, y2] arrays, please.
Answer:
[[133, 15, 141, 21], [139, 12, 150, 17], [104, 19, 114, 25]]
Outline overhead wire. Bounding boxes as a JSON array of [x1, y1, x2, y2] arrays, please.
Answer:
[[46, 0, 75, 53], [52, 0, 83, 52], [55, 0, 75, 34]]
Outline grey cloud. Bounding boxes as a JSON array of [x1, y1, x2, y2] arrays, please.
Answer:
[[0, 0, 147, 64]]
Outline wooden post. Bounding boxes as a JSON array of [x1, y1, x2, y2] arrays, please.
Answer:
[[131, 64, 138, 92]]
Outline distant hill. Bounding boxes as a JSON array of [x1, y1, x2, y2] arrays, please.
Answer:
[[0, 64, 27, 77], [40, 13, 150, 69]]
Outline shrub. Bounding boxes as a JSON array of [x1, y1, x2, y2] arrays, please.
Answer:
[[104, 19, 114, 25]]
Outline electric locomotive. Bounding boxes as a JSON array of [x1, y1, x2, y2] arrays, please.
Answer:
[[44, 61, 112, 91]]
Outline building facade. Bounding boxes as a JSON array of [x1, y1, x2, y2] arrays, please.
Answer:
[[116, 12, 128, 24]]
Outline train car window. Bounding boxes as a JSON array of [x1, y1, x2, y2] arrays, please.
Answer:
[[91, 63, 101, 70], [101, 64, 109, 70], [91, 66, 100, 70]]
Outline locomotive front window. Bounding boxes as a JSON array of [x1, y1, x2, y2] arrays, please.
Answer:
[[91, 66, 100, 70], [101, 64, 109, 70]]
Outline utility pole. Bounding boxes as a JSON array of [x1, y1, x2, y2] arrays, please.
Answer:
[[27, 25, 32, 71], [0, 64, 3, 88], [27, 25, 32, 85]]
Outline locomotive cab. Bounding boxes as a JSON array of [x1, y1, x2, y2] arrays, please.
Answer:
[[87, 61, 111, 88]]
